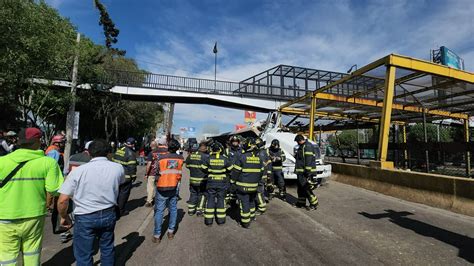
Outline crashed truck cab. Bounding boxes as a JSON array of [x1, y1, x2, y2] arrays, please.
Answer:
[[262, 131, 332, 182]]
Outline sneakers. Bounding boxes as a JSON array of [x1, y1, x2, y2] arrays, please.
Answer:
[[196, 211, 203, 217], [144, 202, 153, 208], [60, 231, 73, 243], [152, 236, 161, 244], [188, 211, 196, 216], [167, 232, 174, 240]]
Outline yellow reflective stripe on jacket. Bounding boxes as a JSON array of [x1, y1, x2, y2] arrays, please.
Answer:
[[112, 158, 136, 165], [304, 152, 314, 155], [272, 166, 283, 170], [186, 164, 202, 168], [295, 169, 305, 172], [232, 164, 242, 171], [209, 174, 226, 180], [190, 177, 205, 182], [208, 169, 226, 173], [236, 181, 258, 187], [242, 168, 261, 173], [201, 164, 208, 169]]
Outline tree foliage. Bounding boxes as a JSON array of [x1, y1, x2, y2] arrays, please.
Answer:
[[0, 1, 162, 142]]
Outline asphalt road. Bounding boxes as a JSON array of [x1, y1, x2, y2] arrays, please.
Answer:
[[40, 165, 474, 265]]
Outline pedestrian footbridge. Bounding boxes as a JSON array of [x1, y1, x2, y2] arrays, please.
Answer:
[[34, 65, 359, 112]]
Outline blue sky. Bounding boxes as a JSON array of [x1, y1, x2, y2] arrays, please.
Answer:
[[47, 0, 474, 136]]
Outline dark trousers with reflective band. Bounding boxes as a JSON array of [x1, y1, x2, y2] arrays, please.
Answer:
[[188, 183, 206, 214], [118, 178, 133, 214], [256, 182, 267, 213], [237, 192, 257, 226], [205, 187, 226, 225], [296, 173, 318, 206], [271, 170, 286, 193]]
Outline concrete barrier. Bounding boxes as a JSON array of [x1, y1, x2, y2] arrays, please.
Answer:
[[330, 162, 474, 217]]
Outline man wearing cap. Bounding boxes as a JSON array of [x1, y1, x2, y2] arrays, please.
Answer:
[[113, 137, 138, 216], [46, 134, 66, 172], [0, 128, 64, 265], [67, 141, 93, 175]]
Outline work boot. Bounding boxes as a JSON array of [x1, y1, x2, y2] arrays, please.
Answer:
[[241, 223, 250, 229], [196, 210, 203, 217], [167, 232, 174, 240], [293, 203, 306, 209], [152, 236, 161, 244], [188, 211, 196, 216], [309, 202, 319, 211]]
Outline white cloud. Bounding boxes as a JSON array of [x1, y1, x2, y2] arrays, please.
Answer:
[[134, 0, 474, 133]]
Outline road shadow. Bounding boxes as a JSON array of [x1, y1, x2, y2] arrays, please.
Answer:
[[115, 232, 145, 266], [43, 238, 100, 266], [121, 196, 146, 217], [359, 209, 474, 263], [158, 208, 185, 239], [43, 245, 76, 266], [226, 202, 241, 224]]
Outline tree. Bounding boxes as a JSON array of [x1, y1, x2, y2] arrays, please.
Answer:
[[407, 123, 452, 142]]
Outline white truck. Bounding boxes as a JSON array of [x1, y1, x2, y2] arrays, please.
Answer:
[[259, 112, 332, 181], [214, 112, 332, 182]]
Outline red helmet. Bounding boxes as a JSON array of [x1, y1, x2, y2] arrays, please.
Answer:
[[52, 135, 65, 143]]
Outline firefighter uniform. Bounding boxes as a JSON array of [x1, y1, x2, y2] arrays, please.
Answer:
[[232, 141, 264, 228], [113, 143, 137, 215], [267, 141, 287, 198], [256, 142, 270, 213], [185, 150, 209, 215], [225, 144, 241, 205], [294, 138, 319, 208], [201, 145, 233, 225]]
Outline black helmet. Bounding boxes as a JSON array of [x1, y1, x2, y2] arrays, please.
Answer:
[[243, 137, 257, 152], [294, 134, 305, 142], [190, 143, 199, 152], [271, 139, 280, 147], [168, 139, 180, 152], [210, 142, 224, 153], [229, 135, 240, 143]]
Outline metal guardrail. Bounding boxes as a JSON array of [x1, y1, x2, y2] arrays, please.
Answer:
[[97, 70, 306, 100]]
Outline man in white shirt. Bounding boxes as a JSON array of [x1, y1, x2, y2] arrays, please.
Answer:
[[57, 139, 125, 266]]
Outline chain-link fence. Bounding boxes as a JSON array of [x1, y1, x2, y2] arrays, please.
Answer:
[[325, 141, 472, 178]]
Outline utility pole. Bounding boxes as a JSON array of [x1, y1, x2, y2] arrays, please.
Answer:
[[64, 33, 81, 172]]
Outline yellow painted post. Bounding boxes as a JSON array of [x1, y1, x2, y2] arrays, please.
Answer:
[[376, 65, 396, 167], [465, 119, 471, 177], [309, 95, 317, 141], [402, 125, 408, 168]]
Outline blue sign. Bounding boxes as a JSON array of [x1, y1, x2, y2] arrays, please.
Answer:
[[440, 46, 465, 70]]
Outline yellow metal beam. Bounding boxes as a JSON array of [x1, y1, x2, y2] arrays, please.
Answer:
[[280, 107, 406, 125], [465, 119, 471, 177], [279, 55, 390, 110], [314, 92, 468, 120], [309, 95, 316, 141], [389, 54, 474, 84], [378, 66, 396, 162]]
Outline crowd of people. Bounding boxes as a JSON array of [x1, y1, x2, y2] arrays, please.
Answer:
[[0, 127, 321, 265]]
